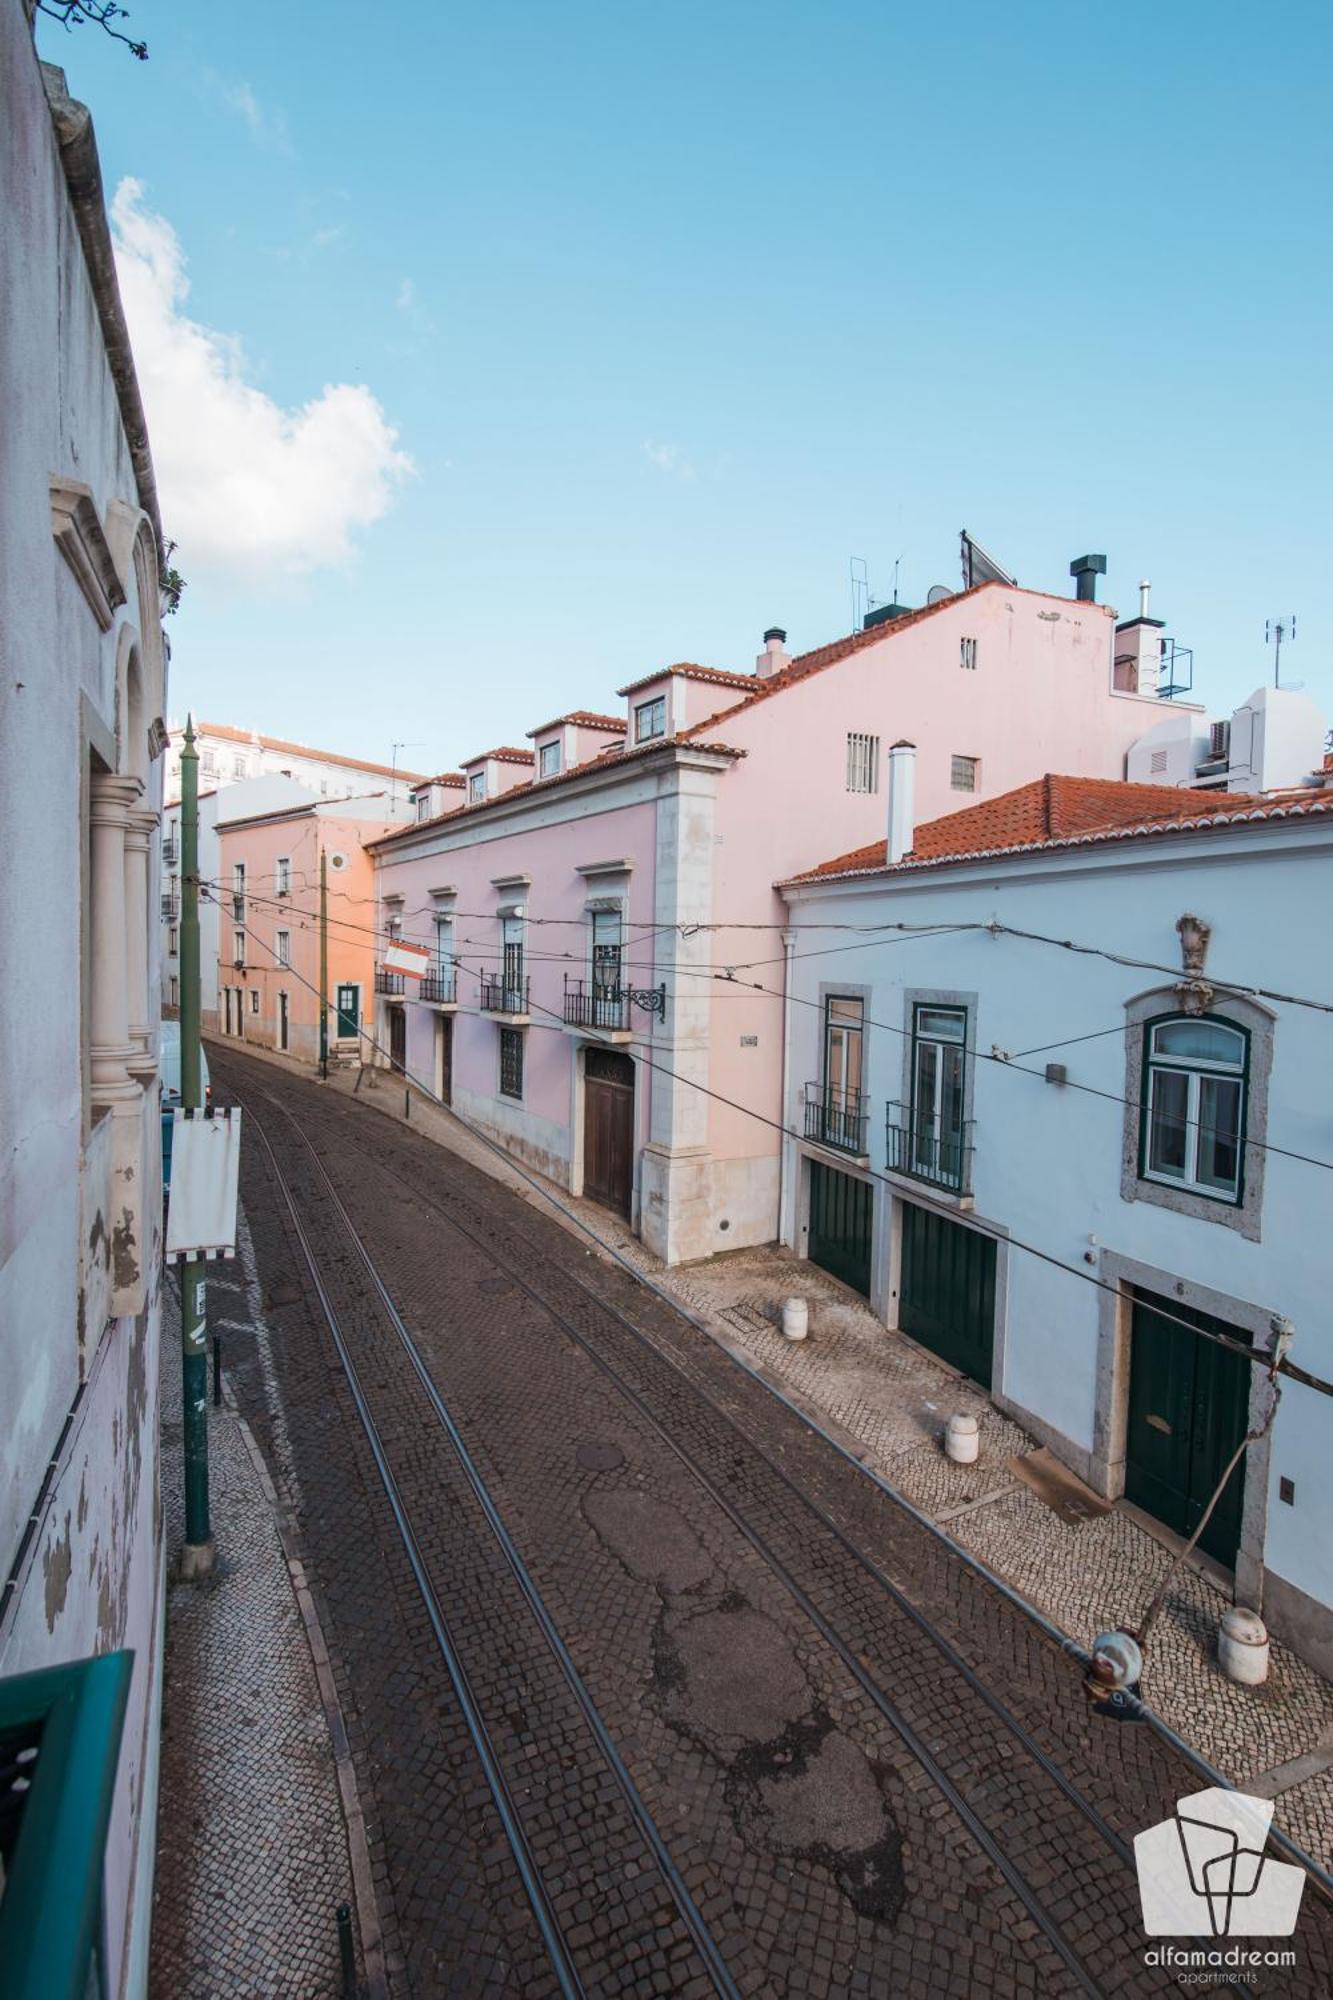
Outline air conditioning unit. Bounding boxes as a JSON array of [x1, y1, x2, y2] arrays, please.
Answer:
[[1209, 720, 1231, 760]]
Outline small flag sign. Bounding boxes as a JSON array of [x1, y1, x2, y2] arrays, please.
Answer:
[[384, 940, 431, 979]]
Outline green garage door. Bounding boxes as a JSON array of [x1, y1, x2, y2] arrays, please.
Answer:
[[1125, 1290, 1251, 1569], [899, 1202, 996, 1387], [808, 1161, 873, 1299]]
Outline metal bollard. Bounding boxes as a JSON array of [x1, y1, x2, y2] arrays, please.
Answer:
[[336, 1902, 357, 1998]]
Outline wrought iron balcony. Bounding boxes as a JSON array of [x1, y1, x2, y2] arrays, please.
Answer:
[[803, 1083, 869, 1156], [563, 976, 630, 1032], [375, 966, 405, 996], [885, 1101, 973, 1194], [480, 973, 529, 1016], [160, 892, 179, 919], [420, 967, 456, 1005], [161, 839, 178, 866]]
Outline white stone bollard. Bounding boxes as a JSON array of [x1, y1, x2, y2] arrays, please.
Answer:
[[1218, 1606, 1270, 1686], [945, 1412, 980, 1464], [781, 1297, 809, 1342]]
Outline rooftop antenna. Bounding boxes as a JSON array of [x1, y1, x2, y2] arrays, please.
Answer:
[[891, 556, 902, 605], [1265, 616, 1297, 689], [390, 740, 424, 812], [849, 556, 871, 633]]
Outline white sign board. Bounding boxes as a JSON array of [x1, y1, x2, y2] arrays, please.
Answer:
[[383, 940, 430, 979], [165, 1108, 243, 1261]]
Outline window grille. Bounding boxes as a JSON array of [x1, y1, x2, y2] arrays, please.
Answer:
[[499, 1027, 524, 1099], [960, 636, 978, 670], [1150, 749, 1169, 774], [845, 732, 880, 794], [950, 754, 978, 791]]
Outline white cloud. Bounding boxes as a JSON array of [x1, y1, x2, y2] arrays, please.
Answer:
[[111, 179, 412, 578], [218, 78, 291, 153], [643, 439, 694, 479], [396, 277, 416, 311]]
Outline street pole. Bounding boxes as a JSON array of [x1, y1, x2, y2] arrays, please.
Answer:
[[178, 717, 214, 1576], [319, 847, 329, 1082]]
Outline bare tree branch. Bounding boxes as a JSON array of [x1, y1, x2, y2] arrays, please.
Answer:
[[36, 1, 149, 60]]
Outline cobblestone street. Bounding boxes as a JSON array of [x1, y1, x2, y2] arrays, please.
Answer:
[[199, 1044, 1333, 1998]]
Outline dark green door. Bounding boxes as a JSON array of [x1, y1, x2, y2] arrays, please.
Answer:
[[898, 1203, 996, 1387], [335, 982, 360, 1040], [1125, 1290, 1251, 1568], [808, 1162, 873, 1298]]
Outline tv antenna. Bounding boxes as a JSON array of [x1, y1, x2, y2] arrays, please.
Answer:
[[849, 556, 872, 632], [390, 740, 424, 810], [1265, 616, 1297, 689]]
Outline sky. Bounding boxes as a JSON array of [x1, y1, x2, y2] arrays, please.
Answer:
[[38, 0, 1333, 773]]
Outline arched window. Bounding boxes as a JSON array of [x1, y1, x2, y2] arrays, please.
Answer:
[[1141, 1015, 1248, 1203]]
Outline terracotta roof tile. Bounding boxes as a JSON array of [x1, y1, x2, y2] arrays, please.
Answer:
[[526, 711, 626, 737], [460, 745, 535, 767], [185, 721, 429, 783], [617, 662, 758, 698], [409, 772, 465, 791], [784, 775, 1331, 884]]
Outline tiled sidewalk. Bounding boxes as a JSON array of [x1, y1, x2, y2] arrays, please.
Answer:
[[152, 1250, 380, 1998], [326, 1055, 1333, 1868]]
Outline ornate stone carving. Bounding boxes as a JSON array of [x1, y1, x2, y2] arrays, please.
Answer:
[[1174, 912, 1214, 1015]]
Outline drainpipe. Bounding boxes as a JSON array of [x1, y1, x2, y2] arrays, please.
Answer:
[[778, 927, 797, 1246]]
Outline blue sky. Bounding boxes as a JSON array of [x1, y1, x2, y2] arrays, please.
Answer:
[[41, 0, 1332, 771]]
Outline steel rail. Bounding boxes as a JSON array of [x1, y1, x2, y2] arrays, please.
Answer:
[[244, 1105, 588, 2000], [248, 1074, 1125, 1998], [244, 1087, 742, 2000]]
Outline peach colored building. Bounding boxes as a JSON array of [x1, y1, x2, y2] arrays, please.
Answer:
[[214, 797, 397, 1065], [371, 571, 1202, 1264]]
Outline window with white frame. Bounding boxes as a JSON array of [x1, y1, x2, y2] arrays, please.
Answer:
[[909, 1005, 968, 1187], [950, 754, 978, 792], [1141, 1015, 1248, 1204], [539, 740, 561, 778], [276, 856, 291, 895], [250, 989, 260, 1014], [960, 636, 978, 670], [233, 928, 245, 967], [276, 929, 291, 968], [591, 908, 622, 1024], [416, 794, 430, 821], [635, 696, 666, 743], [201, 749, 218, 777], [468, 770, 486, 804], [232, 754, 248, 777], [845, 732, 880, 794]]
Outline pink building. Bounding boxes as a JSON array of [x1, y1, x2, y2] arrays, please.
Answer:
[[371, 572, 1199, 1263], [214, 798, 397, 1063]]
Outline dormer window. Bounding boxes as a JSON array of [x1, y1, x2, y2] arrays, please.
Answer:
[[635, 696, 666, 744], [416, 794, 430, 821], [468, 771, 485, 804], [538, 740, 561, 779]]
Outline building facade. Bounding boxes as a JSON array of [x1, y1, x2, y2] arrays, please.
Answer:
[[214, 799, 397, 1066], [1, 22, 169, 1995], [779, 761, 1333, 1676], [162, 721, 426, 809], [372, 572, 1191, 1264]]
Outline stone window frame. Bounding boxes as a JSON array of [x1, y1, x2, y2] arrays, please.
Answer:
[[1121, 987, 1273, 1242]]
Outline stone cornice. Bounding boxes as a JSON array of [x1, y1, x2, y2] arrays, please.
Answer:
[[50, 477, 126, 630]]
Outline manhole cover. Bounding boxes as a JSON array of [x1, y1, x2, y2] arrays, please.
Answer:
[[576, 1441, 625, 1473]]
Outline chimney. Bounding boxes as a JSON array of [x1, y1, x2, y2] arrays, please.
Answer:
[[1069, 553, 1107, 603], [887, 740, 916, 864], [1113, 578, 1166, 695], [755, 626, 790, 678]]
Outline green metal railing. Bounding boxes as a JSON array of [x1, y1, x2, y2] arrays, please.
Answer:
[[0, 1649, 134, 2000]]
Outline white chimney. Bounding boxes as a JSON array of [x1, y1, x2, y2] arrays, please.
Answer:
[[755, 626, 791, 678], [887, 740, 916, 863]]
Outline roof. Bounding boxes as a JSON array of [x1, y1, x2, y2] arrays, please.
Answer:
[[409, 772, 465, 792], [784, 775, 1333, 885], [370, 734, 744, 848], [184, 720, 429, 784], [460, 745, 535, 767], [617, 662, 759, 698], [216, 793, 396, 834], [526, 711, 626, 738]]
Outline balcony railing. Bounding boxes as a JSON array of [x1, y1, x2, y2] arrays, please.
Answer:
[[885, 1101, 973, 1194], [803, 1083, 869, 1156], [420, 967, 456, 1005], [375, 967, 405, 996], [563, 976, 629, 1032], [480, 973, 529, 1016], [161, 839, 178, 867]]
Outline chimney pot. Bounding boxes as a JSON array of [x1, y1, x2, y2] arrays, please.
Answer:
[[887, 741, 917, 864], [755, 626, 791, 678], [1138, 580, 1152, 619], [1069, 553, 1108, 603]]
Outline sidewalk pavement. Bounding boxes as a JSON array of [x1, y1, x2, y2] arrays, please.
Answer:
[[152, 1245, 382, 1998], [308, 1049, 1333, 1869]]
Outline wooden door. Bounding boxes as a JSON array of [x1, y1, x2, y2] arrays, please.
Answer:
[[584, 1049, 634, 1216], [1126, 1290, 1251, 1568], [808, 1161, 874, 1298], [278, 991, 289, 1052], [388, 1006, 407, 1075], [898, 1202, 996, 1387], [437, 1014, 452, 1106]]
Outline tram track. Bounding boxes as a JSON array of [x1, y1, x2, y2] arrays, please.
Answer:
[[216, 1052, 1299, 1998]]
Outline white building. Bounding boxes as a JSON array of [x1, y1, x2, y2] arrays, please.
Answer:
[[1, 26, 169, 1996], [779, 752, 1333, 1678], [163, 721, 427, 809]]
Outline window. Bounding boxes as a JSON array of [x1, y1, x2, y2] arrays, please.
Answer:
[[824, 996, 864, 1104], [591, 909, 622, 1024], [232, 754, 248, 778], [501, 912, 525, 1010], [950, 754, 978, 792], [499, 1026, 524, 1099], [960, 637, 978, 671], [232, 861, 246, 921], [168, 926, 178, 956], [201, 750, 218, 777], [1142, 1015, 1248, 1204], [250, 989, 260, 1014], [845, 732, 880, 794], [416, 794, 430, 821], [276, 929, 291, 968], [910, 1005, 968, 1184], [539, 740, 561, 779], [169, 975, 179, 1008], [233, 928, 245, 967], [635, 696, 666, 743], [469, 771, 486, 804], [276, 856, 291, 896]]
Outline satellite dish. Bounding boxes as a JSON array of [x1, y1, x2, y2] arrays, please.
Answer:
[[926, 584, 952, 606], [328, 851, 349, 872]]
